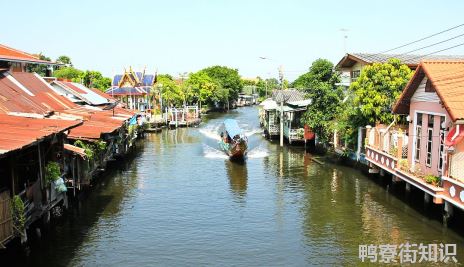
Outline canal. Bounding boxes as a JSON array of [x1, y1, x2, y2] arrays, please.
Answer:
[[3, 106, 464, 266]]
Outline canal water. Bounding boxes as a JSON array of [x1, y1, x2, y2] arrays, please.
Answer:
[[3, 106, 464, 266]]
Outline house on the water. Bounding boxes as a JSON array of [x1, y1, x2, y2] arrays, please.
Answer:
[[259, 90, 314, 145], [365, 60, 464, 217], [106, 67, 156, 111]]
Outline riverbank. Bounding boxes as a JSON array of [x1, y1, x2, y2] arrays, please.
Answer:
[[2, 106, 464, 266]]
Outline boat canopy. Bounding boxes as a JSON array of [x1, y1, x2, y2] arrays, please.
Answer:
[[223, 119, 242, 138]]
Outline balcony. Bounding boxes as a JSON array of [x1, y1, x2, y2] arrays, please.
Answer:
[[365, 125, 408, 173]]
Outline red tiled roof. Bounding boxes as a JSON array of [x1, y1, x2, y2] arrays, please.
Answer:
[[394, 60, 464, 121], [0, 44, 53, 64], [0, 114, 82, 155]]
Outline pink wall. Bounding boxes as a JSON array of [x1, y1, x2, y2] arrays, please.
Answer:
[[407, 101, 449, 176]]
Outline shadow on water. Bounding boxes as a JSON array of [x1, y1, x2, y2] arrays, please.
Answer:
[[0, 140, 145, 267], [225, 160, 248, 201]]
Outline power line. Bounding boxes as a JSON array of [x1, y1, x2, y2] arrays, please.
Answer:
[[401, 42, 464, 62], [402, 33, 464, 54], [380, 23, 464, 53]]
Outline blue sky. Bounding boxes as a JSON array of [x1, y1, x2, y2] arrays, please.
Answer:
[[3, 0, 464, 81]]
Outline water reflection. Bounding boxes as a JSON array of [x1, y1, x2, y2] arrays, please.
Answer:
[[226, 161, 248, 201]]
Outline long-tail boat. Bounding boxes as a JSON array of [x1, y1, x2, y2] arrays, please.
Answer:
[[218, 119, 248, 160]]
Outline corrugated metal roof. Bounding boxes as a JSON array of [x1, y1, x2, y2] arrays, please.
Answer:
[[336, 53, 464, 69], [53, 81, 109, 105], [63, 143, 87, 158], [0, 43, 55, 65], [11, 72, 76, 111], [0, 72, 52, 115], [0, 114, 82, 155], [272, 89, 306, 102]]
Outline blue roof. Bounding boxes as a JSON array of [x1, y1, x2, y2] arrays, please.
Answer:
[[106, 86, 151, 95], [112, 75, 122, 86], [142, 74, 155, 86], [224, 119, 242, 138]]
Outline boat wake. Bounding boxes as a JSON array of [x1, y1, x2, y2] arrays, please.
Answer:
[[247, 146, 269, 158], [199, 124, 261, 140], [203, 144, 229, 159]]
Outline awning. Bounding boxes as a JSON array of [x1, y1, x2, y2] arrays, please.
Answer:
[[445, 125, 464, 146], [224, 119, 242, 138], [64, 144, 87, 158]]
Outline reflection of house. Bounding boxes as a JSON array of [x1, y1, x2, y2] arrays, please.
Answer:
[[106, 68, 156, 111], [335, 53, 464, 87], [0, 43, 59, 74], [259, 90, 314, 144], [366, 60, 464, 213]]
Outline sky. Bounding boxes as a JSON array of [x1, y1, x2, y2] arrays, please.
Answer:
[[3, 0, 464, 82]]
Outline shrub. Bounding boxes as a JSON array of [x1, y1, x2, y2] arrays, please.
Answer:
[[45, 161, 61, 184], [11, 195, 26, 235], [424, 174, 440, 186], [398, 159, 409, 171]]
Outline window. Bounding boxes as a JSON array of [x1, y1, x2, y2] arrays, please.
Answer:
[[426, 128, 433, 167], [426, 115, 434, 167], [351, 70, 360, 82], [415, 113, 423, 162], [439, 116, 445, 172]]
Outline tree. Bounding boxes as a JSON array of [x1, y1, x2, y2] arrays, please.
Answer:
[[298, 59, 343, 143], [201, 66, 243, 102], [350, 58, 413, 125], [81, 70, 111, 91], [26, 53, 51, 76], [185, 71, 220, 109], [56, 55, 72, 66], [53, 67, 83, 80], [158, 75, 182, 107]]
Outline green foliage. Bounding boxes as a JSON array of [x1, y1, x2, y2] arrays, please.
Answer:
[[256, 78, 279, 98], [74, 140, 95, 160], [81, 70, 111, 91], [158, 75, 183, 106], [26, 53, 51, 76], [201, 65, 243, 102], [349, 58, 413, 125], [56, 55, 72, 66], [11, 195, 25, 235], [53, 67, 83, 80], [44, 161, 61, 184], [424, 174, 440, 186], [298, 59, 343, 144], [185, 70, 221, 106], [398, 159, 409, 171]]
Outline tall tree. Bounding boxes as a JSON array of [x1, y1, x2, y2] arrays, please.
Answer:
[[185, 71, 220, 109], [53, 67, 83, 80], [297, 59, 343, 143], [350, 58, 413, 125], [158, 75, 182, 107], [56, 55, 72, 66], [201, 66, 243, 102]]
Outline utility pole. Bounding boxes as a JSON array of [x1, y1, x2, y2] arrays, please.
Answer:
[[278, 65, 284, 147]]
